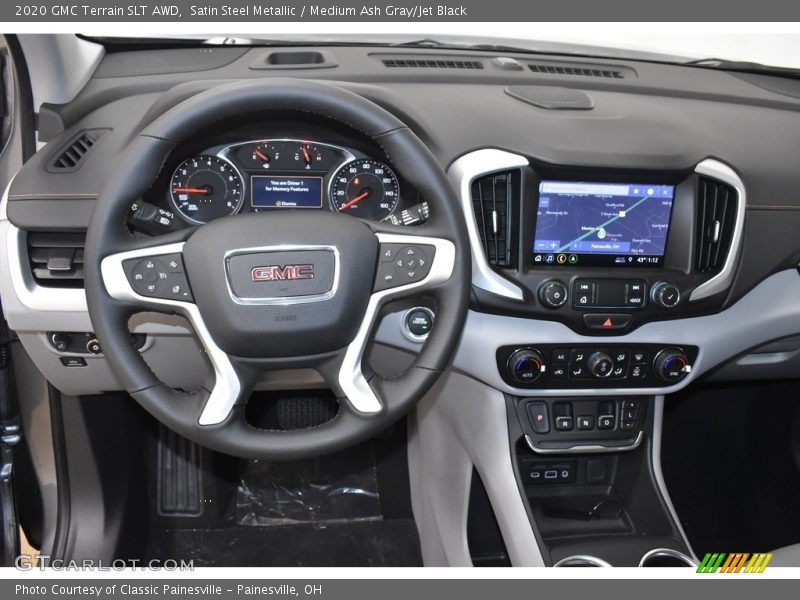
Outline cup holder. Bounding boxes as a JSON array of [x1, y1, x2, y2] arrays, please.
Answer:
[[639, 548, 697, 567], [553, 555, 613, 567]]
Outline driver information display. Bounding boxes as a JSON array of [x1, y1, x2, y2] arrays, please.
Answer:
[[533, 180, 675, 266], [251, 175, 323, 209]]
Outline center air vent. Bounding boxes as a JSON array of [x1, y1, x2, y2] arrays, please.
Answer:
[[471, 171, 520, 268], [382, 58, 484, 69], [27, 231, 86, 287], [47, 129, 109, 173], [527, 61, 633, 79], [695, 177, 738, 274]]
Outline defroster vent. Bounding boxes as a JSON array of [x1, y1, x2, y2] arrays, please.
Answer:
[[471, 171, 520, 268], [27, 231, 86, 287], [695, 177, 738, 274]]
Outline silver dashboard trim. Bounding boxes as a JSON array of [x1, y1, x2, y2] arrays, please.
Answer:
[[639, 547, 697, 568], [337, 233, 456, 414], [689, 158, 747, 302], [650, 396, 696, 560], [553, 555, 613, 568], [100, 242, 241, 426], [222, 244, 340, 306], [524, 431, 644, 455], [5, 222, 88, 313], [447, 149, 526, 301]]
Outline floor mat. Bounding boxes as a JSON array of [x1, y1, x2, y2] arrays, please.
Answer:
[[146, 520, 422, 566], [662, 381, 800, 555]]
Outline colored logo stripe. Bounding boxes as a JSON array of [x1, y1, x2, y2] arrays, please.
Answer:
[[697, 553, 772, 573]]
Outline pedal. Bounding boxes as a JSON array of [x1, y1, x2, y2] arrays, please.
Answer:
[[157, 426, 202, 517]]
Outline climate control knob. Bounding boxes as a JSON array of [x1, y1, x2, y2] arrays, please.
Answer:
[[651, 281, 681, 309], [507, 349, 545, 384], [539, 280, 568, 309], [653, 348, 691, 382], [587, 351, 614, 378]]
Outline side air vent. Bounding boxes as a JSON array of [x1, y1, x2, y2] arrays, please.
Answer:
[[382, 58, 484, 69], [695, 177, 738, 274], [27, 231, 86, 287], [471, 171, 520, 268], [47, 129, 109, 173], [527, 61, 632, 79]]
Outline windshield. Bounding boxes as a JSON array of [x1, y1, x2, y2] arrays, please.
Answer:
[[86, 24, 800, 71]]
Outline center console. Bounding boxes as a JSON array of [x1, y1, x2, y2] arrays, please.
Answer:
[[449, 150, 743, 566]]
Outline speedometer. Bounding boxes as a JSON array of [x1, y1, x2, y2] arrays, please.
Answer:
[[169, 155, 244, 224], [329, 159, 400, 221]]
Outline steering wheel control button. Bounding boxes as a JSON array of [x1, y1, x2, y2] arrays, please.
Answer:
[[583, 313, 633, 331], [651, 281, 681, 309], [403, 307, 435, 341], [539, 280, 568, 309], [374, 243, 435, 291], [123, 254, 194, 302], [507, 348, 545, 384], [653, 347, 692, 382], [526, 402, 550, 434]]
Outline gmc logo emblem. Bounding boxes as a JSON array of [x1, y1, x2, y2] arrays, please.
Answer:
[[251, 264, 315, 282]]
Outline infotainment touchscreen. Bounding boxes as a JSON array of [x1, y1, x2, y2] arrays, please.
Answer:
[[532, 180, 675, 267]]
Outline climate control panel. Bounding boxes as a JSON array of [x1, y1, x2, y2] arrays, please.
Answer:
[[497, 343, 698, 389]]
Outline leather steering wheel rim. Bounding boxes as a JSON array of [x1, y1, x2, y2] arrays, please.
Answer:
[[84, 78, 469, 460]]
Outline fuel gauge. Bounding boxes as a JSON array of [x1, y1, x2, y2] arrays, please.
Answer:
[[237, 142, 282, 170]]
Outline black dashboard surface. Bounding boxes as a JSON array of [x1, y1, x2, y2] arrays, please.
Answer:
[[7, 44, 800, 308]]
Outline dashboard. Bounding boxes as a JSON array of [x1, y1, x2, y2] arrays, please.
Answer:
[[6, 38, 800, 571]]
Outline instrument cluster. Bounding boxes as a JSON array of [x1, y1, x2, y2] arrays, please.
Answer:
[[166, 139, 423, 226]]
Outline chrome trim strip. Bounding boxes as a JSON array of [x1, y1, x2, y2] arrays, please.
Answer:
[[447, 149, 526, 301], [100, 242, 241, 426], [222, 244, 340, 306], [689, 158, 746, 302], [639, 547, 697, 568], [524, 430, 644, 454], [651, 396, 696, 560], [337, 233, 456, 414], [6, 223, 88, 313], [553, 555, 613, 568]]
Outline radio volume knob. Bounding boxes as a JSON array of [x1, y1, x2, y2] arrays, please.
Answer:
[[507, 349, 545, 384], [539, 280, 568, 309], [651, 281, 681, 309]]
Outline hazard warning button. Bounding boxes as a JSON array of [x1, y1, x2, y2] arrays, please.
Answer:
[[583, 313, 633, 331]]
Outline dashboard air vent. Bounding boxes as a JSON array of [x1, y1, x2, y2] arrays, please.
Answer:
[[695, 177, 738, 274], [382, 58, 484, 69], [471, 171, 520, 268], [27, 231, 86, 287], [47, 129, 109, 173], [528, 62, 627, 79]]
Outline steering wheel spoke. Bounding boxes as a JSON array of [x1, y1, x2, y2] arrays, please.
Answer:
[[336, 230, 456, 416]]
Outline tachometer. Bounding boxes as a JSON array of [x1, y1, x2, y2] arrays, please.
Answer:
[[330, 159, 400, 221], [169, 155, 244, 224]]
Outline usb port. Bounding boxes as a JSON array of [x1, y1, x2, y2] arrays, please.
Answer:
[[544, 470, 558, 479]]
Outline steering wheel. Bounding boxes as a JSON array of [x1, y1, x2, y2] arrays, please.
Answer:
[[83, 79, 469, 460]]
